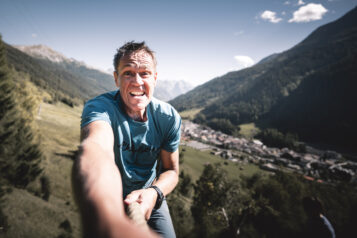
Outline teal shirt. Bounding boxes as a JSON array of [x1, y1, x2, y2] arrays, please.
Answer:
[[81, 91, 181, 197]]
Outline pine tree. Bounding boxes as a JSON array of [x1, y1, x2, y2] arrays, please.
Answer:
[[0, 35, 42, 187]]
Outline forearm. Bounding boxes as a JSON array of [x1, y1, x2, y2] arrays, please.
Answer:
[[152, 149, 180, 196], [152, 169, 179, 196], [72, 141, 125, 236]]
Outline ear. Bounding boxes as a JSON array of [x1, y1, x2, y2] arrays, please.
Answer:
[[114, 71, 120, 88], [154, 71, 158, 86]]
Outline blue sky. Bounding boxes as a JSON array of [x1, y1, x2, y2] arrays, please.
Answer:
[[1, 0, 356, 85]]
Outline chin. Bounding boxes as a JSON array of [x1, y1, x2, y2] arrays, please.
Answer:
[[129, 103, 147, 111]]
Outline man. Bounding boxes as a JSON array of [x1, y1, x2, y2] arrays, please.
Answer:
[[302, 196, 336, 238], [72, 41, 181, 238]]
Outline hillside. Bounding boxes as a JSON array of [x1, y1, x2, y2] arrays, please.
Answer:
[[170, 6, 357, 152], [5, 44, 116, 103]]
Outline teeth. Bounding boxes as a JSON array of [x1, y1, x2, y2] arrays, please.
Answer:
[[130, 92, 145, 96]]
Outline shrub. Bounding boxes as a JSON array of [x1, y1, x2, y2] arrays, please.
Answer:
[[40, 175, 51, 201], [256, 128, 306, 152]]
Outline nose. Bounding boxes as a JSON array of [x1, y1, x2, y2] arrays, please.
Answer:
[[132, 73, 144, 85]]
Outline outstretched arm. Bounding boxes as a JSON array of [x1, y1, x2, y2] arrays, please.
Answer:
[[72, 120, 158, 238]]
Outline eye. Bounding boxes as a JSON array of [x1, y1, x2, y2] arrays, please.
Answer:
[[123, 71, 134, 76], [140, 71, 151, 78]]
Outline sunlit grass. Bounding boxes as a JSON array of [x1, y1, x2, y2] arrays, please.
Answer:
[[36, 102, 82, 201], [180, 145, 265, 182], [179, 108, 203, 120], [238, 122, 260, 139]]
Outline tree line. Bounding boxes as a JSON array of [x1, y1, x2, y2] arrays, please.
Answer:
[[0, 35, 44, 232], [168, 161, 357, 238]]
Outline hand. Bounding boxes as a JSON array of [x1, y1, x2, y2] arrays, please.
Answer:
[[124, 188, 158, 220]]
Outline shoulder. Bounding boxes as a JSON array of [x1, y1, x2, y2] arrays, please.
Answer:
[[81, 91, 118, 128], [150, 98, 182, 151], [149, 97, 181, 120], [85, 91, 118, 107], [83, 91, 119, 114]]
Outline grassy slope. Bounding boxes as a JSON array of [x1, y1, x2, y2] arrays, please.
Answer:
[[238, 123, 260, 139], [179, 108, 203, 120], [36, 102, 82, 202], [180, 145, 264, 182], [3, 102, 82, 238]]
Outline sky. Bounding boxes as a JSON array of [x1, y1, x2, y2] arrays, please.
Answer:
[[1, 0, 356, 86]]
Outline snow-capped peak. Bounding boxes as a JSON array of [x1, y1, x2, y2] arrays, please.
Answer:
[[13, 44, 112, 75], [14, 44, 70, 63]]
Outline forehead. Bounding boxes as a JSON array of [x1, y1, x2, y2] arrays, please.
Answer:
[[119, 50, 155, 69]]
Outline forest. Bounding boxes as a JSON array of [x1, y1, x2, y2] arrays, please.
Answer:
[[169, 160, 357, 238]]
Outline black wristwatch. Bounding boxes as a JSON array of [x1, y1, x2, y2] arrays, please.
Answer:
[[150, 185, 164, 209]]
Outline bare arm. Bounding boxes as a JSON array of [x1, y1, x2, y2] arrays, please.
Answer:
[[124, 148, 179, 220], [153, 149, 179, 196], [72, 120, 158, 238]]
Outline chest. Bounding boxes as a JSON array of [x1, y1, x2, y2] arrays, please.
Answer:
[[114, 120, 163, 166]]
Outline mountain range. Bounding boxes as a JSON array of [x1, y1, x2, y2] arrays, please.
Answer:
[[6, 44, 193, 103], [6, 44, 116, 102], [170, 6, 357, 152], [154, 79, 194, 101]]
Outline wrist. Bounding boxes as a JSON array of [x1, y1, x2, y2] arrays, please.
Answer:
[[147, 187, 158, 200], [149, 185, 164, 209]]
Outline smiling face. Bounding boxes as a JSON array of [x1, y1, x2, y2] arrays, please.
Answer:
[[114, 50, 157, 121]]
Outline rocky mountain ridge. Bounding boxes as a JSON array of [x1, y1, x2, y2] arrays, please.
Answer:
[[14, 44, 109, 74]]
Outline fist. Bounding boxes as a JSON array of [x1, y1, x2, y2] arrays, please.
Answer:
[[124, 188, 158, 220]]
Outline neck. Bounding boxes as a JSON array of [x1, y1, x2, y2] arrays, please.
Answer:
[[126, 109, 147, 122]]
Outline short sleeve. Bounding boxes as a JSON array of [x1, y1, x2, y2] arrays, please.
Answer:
[[162, 110, 181, 152], [81, 98, 112, 128]]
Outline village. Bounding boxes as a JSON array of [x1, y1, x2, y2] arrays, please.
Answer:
[[181, 120, 357, 184]]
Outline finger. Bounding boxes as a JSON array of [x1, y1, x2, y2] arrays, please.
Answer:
[[124, 193, 139, 204], [137, 195, 143, 203]]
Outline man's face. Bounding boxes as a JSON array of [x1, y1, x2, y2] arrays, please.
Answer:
[[114, 50, 157, 120]]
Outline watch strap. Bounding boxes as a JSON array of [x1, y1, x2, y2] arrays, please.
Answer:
[[150, 185, 164, 209]]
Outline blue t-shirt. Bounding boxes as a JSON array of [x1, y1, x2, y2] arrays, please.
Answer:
[[81, 90, 181, 197]]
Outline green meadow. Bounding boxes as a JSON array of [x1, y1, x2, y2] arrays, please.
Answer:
[[180, 145, 264, 182]]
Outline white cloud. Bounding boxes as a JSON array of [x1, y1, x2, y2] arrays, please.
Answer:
[[234, 55, 255, 70], [297, 0, 305, 6], [31, 33, 37, 38], [261, 10, 283, 23], [289, 3, 328, 23], [282, 11, 286, 16], [284, 1, 291, 5]]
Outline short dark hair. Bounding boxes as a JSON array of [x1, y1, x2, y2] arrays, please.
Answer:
[[113, 41, 156, 72], [302, 196, 323, 215]]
